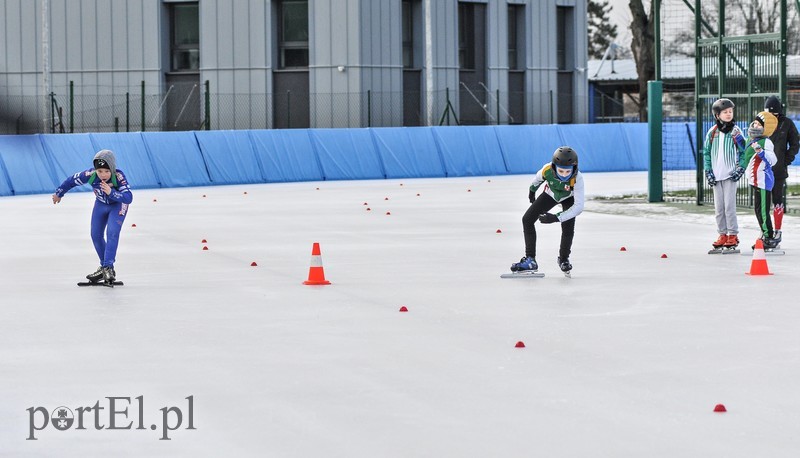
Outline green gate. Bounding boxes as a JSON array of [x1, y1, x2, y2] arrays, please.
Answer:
[[695, 0, 788, 206]]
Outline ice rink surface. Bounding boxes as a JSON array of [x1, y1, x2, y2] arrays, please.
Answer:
[[1, 171, 799, 457]]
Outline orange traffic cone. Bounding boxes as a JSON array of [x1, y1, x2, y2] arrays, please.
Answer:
[[746, 239, 772, 276], [303, 242, 331, 285]]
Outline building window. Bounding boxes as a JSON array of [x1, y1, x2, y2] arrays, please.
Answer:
[[508, 5, 521, 70], [458, 3, 475, 70], [278, 0, 309, 68], [170, 3, 200, 72], [556, 6, 571, 71], [402, 0, 413, 68]]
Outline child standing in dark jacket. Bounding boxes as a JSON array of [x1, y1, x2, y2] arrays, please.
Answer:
[[763, 95, 799, 244], [52, 149, 133, 284]]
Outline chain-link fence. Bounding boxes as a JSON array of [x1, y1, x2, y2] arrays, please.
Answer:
[[0, 81, 210, 134], [1, 81, 602, 134], [659, 0, 800, 210]]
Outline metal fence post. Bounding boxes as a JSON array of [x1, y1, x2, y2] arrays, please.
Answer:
[[114, 117, 119, 132], [647, 80, 663, 202], [204, 80, 211, 130], [126, 92, 130, 132], [287, 90, 291, 128], [49, 92, 55, 133], [141, 81, 146, 132], [367, 90, 372, 127], [496, 89, 500, 125], [69, 80, 74, 133]]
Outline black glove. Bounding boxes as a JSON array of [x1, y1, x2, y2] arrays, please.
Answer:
[[538, 213, 559, 224], [705, 170, 716, 187], [731, 166, 745, 182], [528, 184, 538, 203]]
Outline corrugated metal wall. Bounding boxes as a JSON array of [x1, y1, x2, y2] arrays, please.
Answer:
[[0, 0, 588, 130]]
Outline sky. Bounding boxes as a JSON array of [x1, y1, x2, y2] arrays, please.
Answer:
[[0, 171, 798, 457], [607, 0, 634, 50]]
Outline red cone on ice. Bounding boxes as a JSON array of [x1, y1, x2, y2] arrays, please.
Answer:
[[363, 202, 368, 205], [620, 246, 627, 251], [714, 404, 727, 412], [201, 239, 207, 243], [467, 189, 472, 192], [244, 191, 248, 195], [366, 207, 371, 211], [384, 197, 389, 200], [515, 341, 525, 348], [202, 246, 209, 251], [661, 253, 668, 258], [202, 194, 206, 198], [416, 193, 420, 196], [303, 242, 331, 285], [251, 262, 258, 267], [153, 198, 157, 202], [131, 224, 137, 228], [496, 229, 502, 233], [386, 211, 391, 215], [399, 306, 408, 312]]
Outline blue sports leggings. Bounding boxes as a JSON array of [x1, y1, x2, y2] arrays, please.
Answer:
[[90, 201, 128, 267]]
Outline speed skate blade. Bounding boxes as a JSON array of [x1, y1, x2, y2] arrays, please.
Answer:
[[740, 250, 785, 256], [501, 271, 545, 279], [708, 248, 740, 254]]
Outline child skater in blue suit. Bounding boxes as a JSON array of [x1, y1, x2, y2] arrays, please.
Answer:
[[52, 149, 133, 285]]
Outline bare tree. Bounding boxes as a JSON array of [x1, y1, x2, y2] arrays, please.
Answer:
[[629, 0, 656, 121]]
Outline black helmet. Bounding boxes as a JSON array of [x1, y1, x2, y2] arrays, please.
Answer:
[[764, 95, 783, 116], [552, 146, 578, 168], [711, 98, 735, 118]]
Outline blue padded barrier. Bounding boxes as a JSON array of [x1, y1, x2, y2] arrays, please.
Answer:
[[1, 122, 722, 198], [619, 123, 650, 170], [431, 126, 507, 176], [309, 128, 385, 180], [0, 135, 57, 195], [194, 130, 265, 184], [248, 129, 323, 182], [40, 133, 97, 192], [140, 132, 212, 187], [494, 124, 566, 174], [558, 124, 633, 172], [663, 123, 697, 170], [0, 141, 13, 196], [369, 127, 445, 178], [90, 133, 162, 188]]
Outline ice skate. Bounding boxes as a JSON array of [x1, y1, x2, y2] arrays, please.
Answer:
[[510, 256, 537, 272], [763, 237, 780, 250], [772, 230, 782, 244], [502, 257, 544, 278], [558, 256, 572, 277], [711, 234, 727, 248], [102, 266, 116, 285], [751, 236, 779, 250], [742, 236, 785, 256], [86, 266, 104, 283], [722, 235, 740, 254], [709, 234, 738, 254]]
